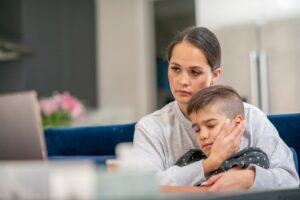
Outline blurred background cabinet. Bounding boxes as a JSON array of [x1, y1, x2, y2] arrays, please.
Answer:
[[154, 0, 300, 114], [215, 19, 300, 114], [154, 0, 196, 108], [193, 0, 300, 114], [0, 0, 97, 107]]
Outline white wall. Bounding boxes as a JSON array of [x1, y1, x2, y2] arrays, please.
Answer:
[[194, 0, 300, 114], [196, 0, 300, 29], [88, 0, 156, 125]]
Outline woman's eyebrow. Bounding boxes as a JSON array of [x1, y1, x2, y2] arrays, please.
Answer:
[[169, 62, 180, 66], [170, 62, 204, 69], [190, 66, 202, 69]]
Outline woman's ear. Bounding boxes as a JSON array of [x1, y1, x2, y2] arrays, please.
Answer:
[[211, 67, 222, 85]]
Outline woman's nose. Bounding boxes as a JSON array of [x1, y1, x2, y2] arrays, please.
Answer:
[[178, 72, 190, 86]]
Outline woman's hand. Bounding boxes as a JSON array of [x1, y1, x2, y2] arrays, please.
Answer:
[[201, 167, 255, 192], [203, 120, 245, 174]]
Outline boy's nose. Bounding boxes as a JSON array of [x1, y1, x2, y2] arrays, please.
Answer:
[[199, 130, 209, 140]]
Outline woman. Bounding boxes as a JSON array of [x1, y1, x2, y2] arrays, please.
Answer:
[[133, 27, 299, 191]]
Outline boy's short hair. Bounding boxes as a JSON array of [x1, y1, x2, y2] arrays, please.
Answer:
[[187, 85, 244, 119]]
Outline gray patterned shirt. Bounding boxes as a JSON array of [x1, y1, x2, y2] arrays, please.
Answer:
[[175, 147, 270, 186]]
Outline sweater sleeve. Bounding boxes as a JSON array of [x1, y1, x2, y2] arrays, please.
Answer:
[[249, 114, 299, 189], [133, 121, 206, 186]]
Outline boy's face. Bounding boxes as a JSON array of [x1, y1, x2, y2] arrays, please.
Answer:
[[190, 104, 241, 157]]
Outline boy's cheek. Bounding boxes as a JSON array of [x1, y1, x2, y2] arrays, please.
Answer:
[[195, 134, 201, 143], [196, 139, 205, 152], [206, 150, 211, 157], [197, 140, 202, 150]]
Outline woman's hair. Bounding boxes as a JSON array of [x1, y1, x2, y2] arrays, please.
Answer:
[[187, 85, 244, 120], [166, 27, 221, 72]]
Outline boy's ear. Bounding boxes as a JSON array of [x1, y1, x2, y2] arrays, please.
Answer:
[[233, 115, 244, 126]]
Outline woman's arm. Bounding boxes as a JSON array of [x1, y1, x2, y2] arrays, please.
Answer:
[[133, 121, 207, 186], [133, 118, 245, 186], [249, 114, 299, 189], [201, 167, 255, 191]]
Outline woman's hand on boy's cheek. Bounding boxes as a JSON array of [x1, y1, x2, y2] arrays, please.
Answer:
[[208, 120, 245, 167]]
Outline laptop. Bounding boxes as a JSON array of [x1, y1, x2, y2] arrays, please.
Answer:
[[0, 91, 47, 160]]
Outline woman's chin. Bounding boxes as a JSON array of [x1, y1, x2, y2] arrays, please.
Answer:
[[176, 97, 191, 105], [177, 100, 189, 106]]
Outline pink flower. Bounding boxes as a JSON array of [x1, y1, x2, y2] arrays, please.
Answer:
[[60, 92, 85, 120], [60, 92, 77, 112], [39, 98, 59, 115], [70, 101, 85, 120], [39, 91, 85, 120]]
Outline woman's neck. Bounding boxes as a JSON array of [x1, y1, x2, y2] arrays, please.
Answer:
[[178, 103, 190, 121]]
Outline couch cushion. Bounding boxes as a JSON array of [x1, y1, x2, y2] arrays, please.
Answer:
[[45, 123, 135, 156], [48, 155, 116, 165], [268, 113, 300, 167]]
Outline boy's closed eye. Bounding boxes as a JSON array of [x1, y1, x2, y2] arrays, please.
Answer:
[[192, 121, 218, 133], [206, 122, 217, 129], [203, 119, 219, 129]]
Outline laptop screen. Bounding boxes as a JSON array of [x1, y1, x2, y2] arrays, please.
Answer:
[[0, 91, 47, 160]]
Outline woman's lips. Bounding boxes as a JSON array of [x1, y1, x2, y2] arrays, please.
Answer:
[[177, 90, 191, 96]]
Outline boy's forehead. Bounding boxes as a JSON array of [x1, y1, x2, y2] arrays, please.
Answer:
[[195, 103, 224, 116], [192, 106, 227, 121]]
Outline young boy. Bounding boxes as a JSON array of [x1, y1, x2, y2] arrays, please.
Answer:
[[175, 85, 269, 185]]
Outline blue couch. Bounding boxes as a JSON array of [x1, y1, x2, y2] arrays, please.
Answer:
[[45, 113, 300, 175]]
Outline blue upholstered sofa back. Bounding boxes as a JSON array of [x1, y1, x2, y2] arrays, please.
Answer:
[[45, 123, 135, 156], [44, 113, 300, 173]]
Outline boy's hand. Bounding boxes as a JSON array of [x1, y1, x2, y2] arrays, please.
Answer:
[[203, 120, 245, 174]]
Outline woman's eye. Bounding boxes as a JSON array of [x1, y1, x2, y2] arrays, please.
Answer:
[[171, 66, 180, 73], [191, 70, 202, 76]]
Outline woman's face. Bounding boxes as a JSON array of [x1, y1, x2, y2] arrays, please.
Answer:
[[168, 42, 221, 110]]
